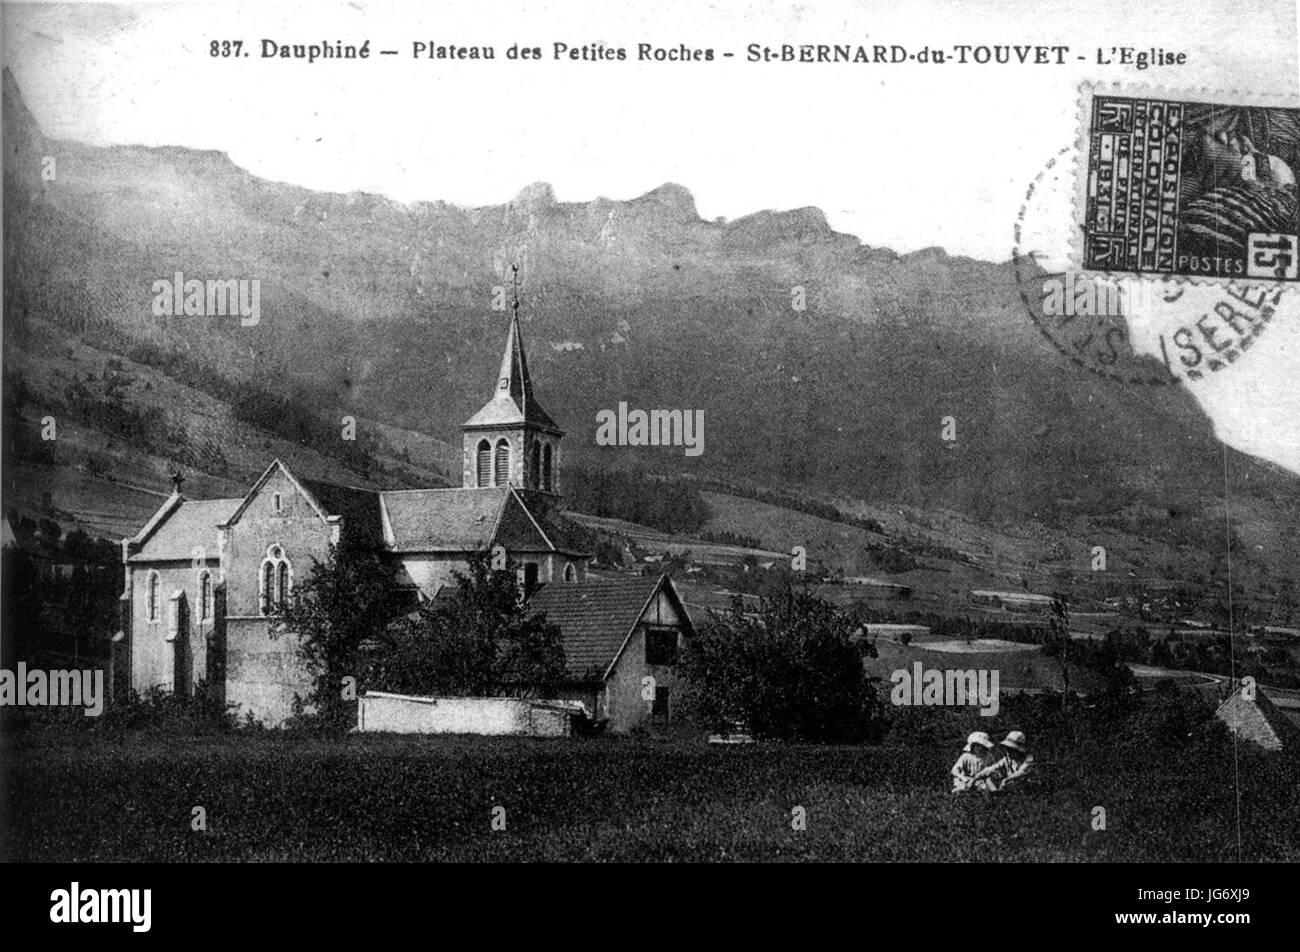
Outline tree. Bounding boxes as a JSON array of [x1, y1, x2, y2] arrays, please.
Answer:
[[681, 585, 879, 742], [363, 553, 565, 698], [270, 539, 401, 730], [1043, 594, 1073, 707]]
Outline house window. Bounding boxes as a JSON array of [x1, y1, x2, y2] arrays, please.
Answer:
[[645, 627, 679, 666], [199, 571, 212, 622], [476, 440, 491, 487], [494, 438, 510, 487], [542, 443, 554, 492], [564, 562, 577, 582], [652, 686, 671, 723], [529, 440, 541, 488], [523, 562, 539, 593], [147, 571, 160, 622], [272, 492, 282, 513]]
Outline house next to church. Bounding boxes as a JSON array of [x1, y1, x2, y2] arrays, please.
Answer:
[[116, 307, 690, 729]]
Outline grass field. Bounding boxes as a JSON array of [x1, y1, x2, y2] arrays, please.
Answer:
[[4, 696, 1298, 862]]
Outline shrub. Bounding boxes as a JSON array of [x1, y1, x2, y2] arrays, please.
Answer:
[[681, 585, 880, 743]]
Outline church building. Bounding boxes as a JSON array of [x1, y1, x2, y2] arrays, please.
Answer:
[[118, 308, 595, 725]]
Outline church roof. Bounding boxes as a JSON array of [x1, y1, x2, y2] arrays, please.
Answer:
[[462, 311, 562, 433], [128, 458, 589, 560], [381, 488, 510, 552], [379, 485, 587, 556], [128, 497, 242, 561], [1214, 683, 1300, 751], [298, 479, 386, 548], [528, 575, 685, 682]]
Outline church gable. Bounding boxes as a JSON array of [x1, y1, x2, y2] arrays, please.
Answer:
[[221, 459, 335, 531], [218, 460, 338, 619]]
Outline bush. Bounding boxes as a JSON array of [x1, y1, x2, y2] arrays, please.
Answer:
[[99, 680, 236, 734], [4, 679, 236, 735], [681, 586, 880, 743]]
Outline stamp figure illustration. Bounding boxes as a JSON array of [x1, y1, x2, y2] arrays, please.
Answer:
[[1080, 91, 1300, 283]]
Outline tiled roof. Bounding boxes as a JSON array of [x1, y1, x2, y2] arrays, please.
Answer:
[[379, 487, 588, 555], [381, 488, 507, 552], [130, 498, 242, 561], [1215, 684, 1299, 751], [528, 576, 663, 681]]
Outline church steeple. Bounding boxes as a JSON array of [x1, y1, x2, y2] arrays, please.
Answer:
[[493, 299, 536, 421], [462, 266, 563, 493]]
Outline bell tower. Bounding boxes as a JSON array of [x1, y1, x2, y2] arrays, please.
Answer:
[[461, 266, 563, 494]]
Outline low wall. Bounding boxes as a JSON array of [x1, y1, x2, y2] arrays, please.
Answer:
[[357, 692, 574, 736]]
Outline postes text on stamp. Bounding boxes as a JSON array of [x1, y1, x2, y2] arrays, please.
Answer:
[[1078, 88, 1300, 284]]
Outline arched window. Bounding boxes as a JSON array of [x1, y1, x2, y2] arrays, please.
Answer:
[[261, 545, 292, 615], [147, 571, 160, 622], [529, 440, 541, 488], [542, 443, 554, 492], [494, 438, 510, 487], [199, 571, 212, 622], [564, 562, 577, 582], [476, 440, 491, 487], [261, 561, 274, 615]]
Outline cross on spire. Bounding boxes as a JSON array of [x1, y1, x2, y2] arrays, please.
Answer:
[[170, 468, 185, 494]]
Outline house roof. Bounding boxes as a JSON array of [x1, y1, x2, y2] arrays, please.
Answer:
[[128, 497, 242, 562], [1214, 683, 1300, 751], [462, 311, 561, 432], [528, 575, 679, 682]]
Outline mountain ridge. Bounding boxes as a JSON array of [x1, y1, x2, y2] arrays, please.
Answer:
[[3, 68, 1298, 620]]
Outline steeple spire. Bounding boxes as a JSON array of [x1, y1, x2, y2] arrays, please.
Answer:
[[463, 265, 561, 433], [461, 264, 565, 492], [494, 265, 535, 412]]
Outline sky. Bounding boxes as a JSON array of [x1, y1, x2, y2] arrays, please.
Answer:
[[3, 0, 1300, 472]]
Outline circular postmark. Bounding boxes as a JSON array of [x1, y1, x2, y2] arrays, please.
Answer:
[[1013, 146, 1289, 387]]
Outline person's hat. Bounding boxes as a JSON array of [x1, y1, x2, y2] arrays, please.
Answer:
[[1001, 730, 1027, 751], [964, 731, 994, 751]]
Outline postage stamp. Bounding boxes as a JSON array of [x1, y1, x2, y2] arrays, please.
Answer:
[[1075, 85, 1300, 284], [1020, 141, 1293, 387]]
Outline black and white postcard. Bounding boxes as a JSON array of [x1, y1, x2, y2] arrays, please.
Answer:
[[2, 0, 1298, 929]]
